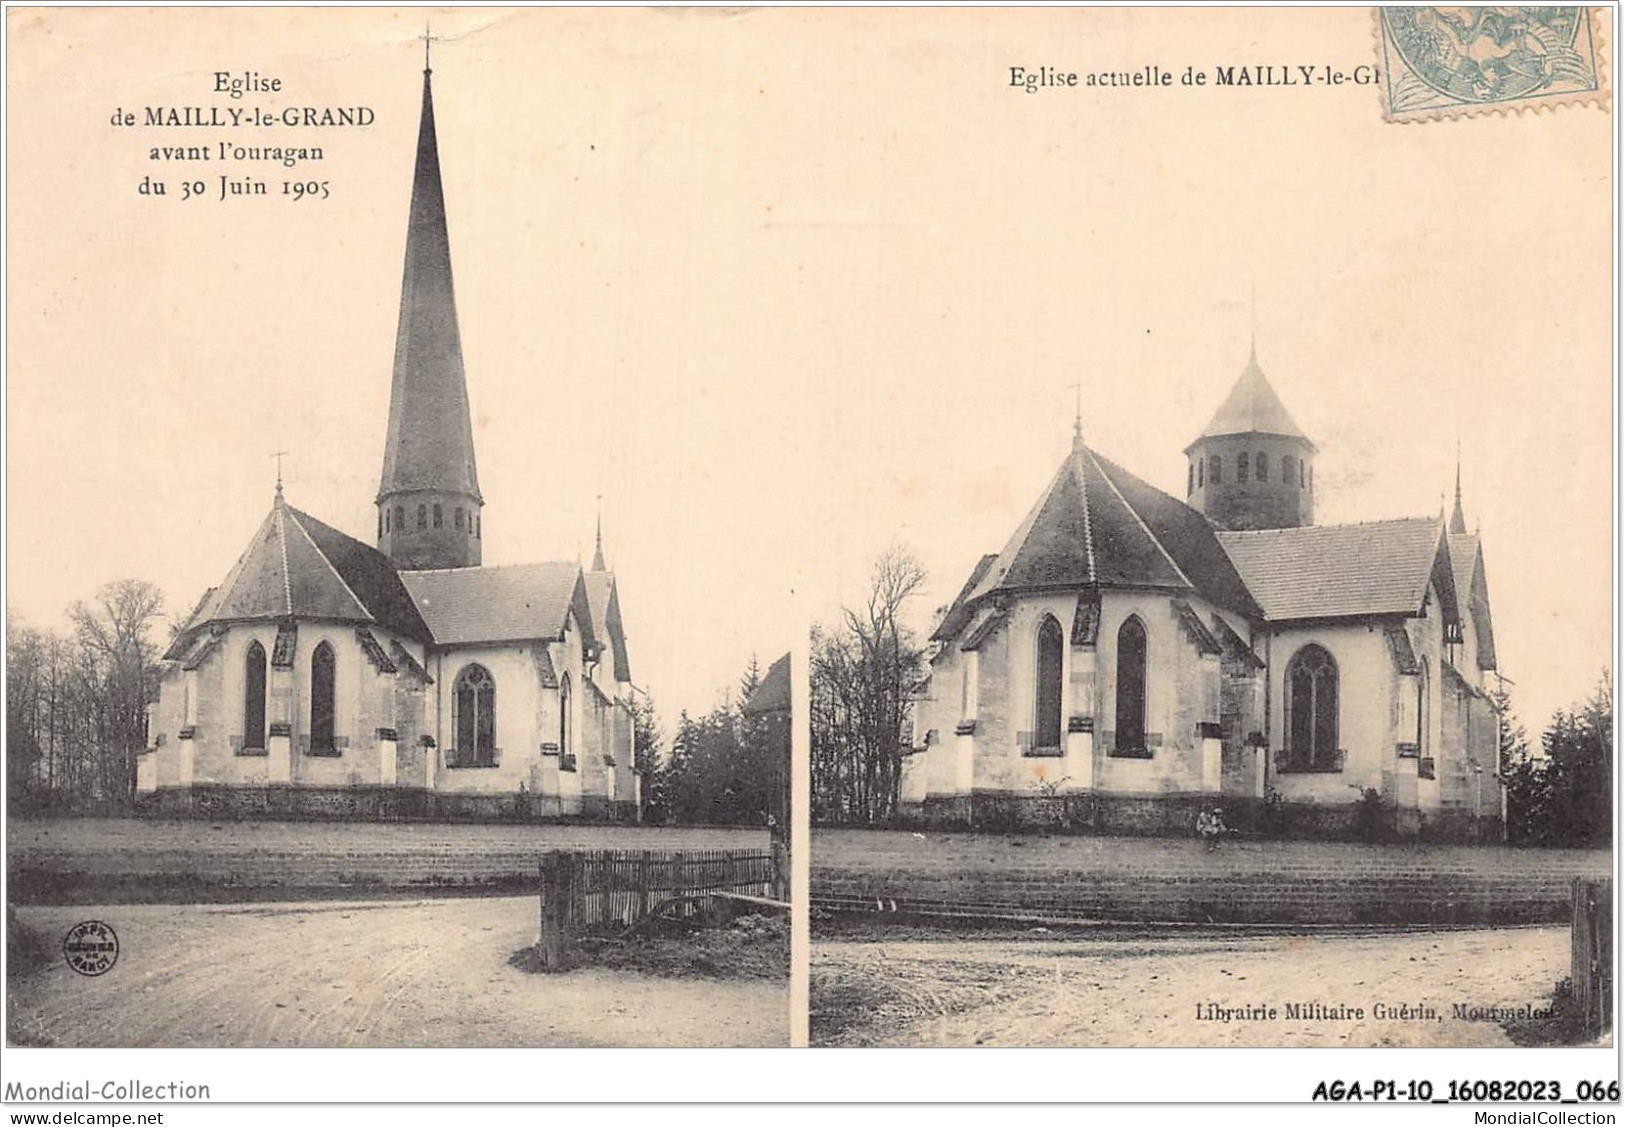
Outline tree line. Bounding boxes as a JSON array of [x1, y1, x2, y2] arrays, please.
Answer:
[[1500, 674, 1613, 848], [8, 579, 166, 815], [635, 655, 789, 828]]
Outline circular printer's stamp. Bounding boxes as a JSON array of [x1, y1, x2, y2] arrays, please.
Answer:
[[62, 920, 119, 977]]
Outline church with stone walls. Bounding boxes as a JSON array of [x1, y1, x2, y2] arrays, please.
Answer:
[[907, 349, 1503, 842], [137, 56, 639, 822]]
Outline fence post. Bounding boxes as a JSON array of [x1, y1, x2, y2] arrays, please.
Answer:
[[537, 851, 577, 972], [770, 840, 789, 903], [637, 854, 652, 921], [1571, 878, 1612, 1041]]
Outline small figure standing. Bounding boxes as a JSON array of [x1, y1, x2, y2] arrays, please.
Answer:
[[1196, 805, 1228, 852]]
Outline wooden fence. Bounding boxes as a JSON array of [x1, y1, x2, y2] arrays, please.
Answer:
[[1571, 877, 1612, 1042], [536, 846, 785, 969]]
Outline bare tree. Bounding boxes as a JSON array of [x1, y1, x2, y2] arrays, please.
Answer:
[[811, 546, 927, 824], [65, 579, 166, 808]]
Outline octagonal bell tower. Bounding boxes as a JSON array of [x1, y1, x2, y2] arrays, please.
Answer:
[[1185, 345, 1316, 531]]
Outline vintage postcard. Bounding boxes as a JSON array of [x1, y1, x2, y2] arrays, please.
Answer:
[[2, 2, 1619, 1115], [801, 6, 1615, 1059], [5, 7, 797, 1059]]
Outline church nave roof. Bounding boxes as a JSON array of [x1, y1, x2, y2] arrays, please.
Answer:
[[402, 561, 598, 651], [1217, 517, 1461, 626]]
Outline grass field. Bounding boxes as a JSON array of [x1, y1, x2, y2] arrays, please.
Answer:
[[9, 817, 771, 903], [813, 828, 1612, 925]]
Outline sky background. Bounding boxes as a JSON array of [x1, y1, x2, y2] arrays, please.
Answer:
[[7, 7, 1614, 732]]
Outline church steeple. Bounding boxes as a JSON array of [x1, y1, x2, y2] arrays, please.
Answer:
[[1449, 444, 1468, 534], [591, 497, 607, 572], [376, 49, 483, 570]]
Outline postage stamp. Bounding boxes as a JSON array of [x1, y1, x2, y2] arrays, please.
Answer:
[[1377, 7, 1608, 121]]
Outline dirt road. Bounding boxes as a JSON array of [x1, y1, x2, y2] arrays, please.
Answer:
[[10, 897, 787, 1048], [812, 925, 1572, 1047]]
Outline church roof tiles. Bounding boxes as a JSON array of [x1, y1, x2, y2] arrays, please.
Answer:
[[1448, 531, 1498, 670], [1186, 349, 1314, 451], [401, 561, 596, 650], [742, 653, 792, 717], [930, 553, 1000, 643], [933, 440, 1262, 643], [1217, 518, 1458, 624], [584, 571, 632, 683], [167, 497, 433, 657]]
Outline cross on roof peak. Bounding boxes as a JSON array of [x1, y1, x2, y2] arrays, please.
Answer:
[[421, 22, 437, 73], [271, 448, 289, 498]]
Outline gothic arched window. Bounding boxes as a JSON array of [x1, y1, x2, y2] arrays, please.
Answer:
[[1198, 458, 1205, 487], [453, 664, 496, 767], [1285, 644, 1338, 770], [1208, 454, 1222, 485], [1417, 658, 1430, 754], [1237, 452, 1249, 483], [243, 641, 267, 751], [433, 503, 443, 529], [1188, 462, 1195, 494], [1032, 615, 1064, 752], [416, 504, 428, 530], [475, 513, 481, 539], [559, 673, 575, 771], [378, 510, 384, 538], [394, 505, 405, 534], [1115, 616, 1148, 753], [1300, 461, 1306, 488], [1282, 454, 1295, 487], [454, 507, 464, 531], [1256, 451, 1268, 481], [310, 641, 336, 753], [384, 508, 391, 534]]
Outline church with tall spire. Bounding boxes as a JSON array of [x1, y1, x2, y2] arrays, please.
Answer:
[[908, 345, 1503, 841], [138, 45, 638, 822]]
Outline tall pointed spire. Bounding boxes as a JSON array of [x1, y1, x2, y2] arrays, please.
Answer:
[[1449, 441, 1468, 534], [591, 495, 607, 572], [377, 47, 483, 570]]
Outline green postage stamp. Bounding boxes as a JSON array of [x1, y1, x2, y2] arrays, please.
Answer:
[[1377, 7, 1608, 121]]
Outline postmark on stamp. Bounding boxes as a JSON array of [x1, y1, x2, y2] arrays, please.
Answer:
[[62, 920, 119, 977], [1377, 7, 1608, 122]]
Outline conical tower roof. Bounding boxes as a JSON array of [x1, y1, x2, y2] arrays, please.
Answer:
[[377, 63, 481, 503], [1184, 347, 1315, 453]]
